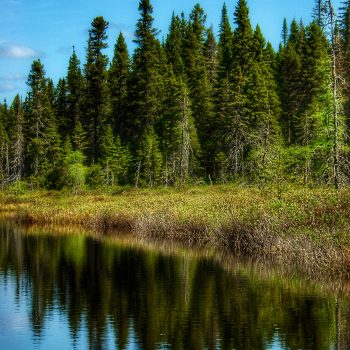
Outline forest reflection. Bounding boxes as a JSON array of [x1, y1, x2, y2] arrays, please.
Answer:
[[0, 221, 350, 350]]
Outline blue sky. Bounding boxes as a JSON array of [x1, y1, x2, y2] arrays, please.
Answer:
[[0, 0, 342, 102]]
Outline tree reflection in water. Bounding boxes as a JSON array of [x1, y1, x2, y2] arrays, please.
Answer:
[[0, 221, 349, 350]]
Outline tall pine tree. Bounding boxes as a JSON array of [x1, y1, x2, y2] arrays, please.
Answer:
[[108, 32, 130, 141], [84, 16, 109, 163]]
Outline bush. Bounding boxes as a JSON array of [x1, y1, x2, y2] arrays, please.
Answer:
[[63, 151, 86, 194], [85, 164, 105, 190]]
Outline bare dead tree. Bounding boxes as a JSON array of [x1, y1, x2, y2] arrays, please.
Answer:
[[325, 0, 340, 189], [179, 89, 191, 185], [11, 102, 25, 182]]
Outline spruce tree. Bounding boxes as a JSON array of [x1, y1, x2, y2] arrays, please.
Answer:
[[223, 0, 254, 178], [217, 3, 233, 79], [232, 0, 254, 76], [313, 0, 326, 27], [160, 75, 200, 184], [340, 1, 350, 132], [84, 16, 109, 163], [54, 78, 68, 136], [246, 26, 281, 180], [25, 60, 61, 183], [100, 125, 130, 185], [136, 127, 162, 187], [184, 4, 214, 176], [204, 26, 218, 86], [213, 3, 234, 178], [66, 47, 83, 131], [165, 13, 185, 77], [108, 32, 130, 140], [72, 120, 88, 152], [282, 18, 288, 48], [277, 20, 303, 145], [129, 0, 164, 148]]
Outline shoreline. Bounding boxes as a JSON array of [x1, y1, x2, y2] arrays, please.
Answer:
[[1, 185, 350, 278]]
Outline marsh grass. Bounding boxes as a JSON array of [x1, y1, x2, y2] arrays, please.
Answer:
[[1, 184, 350, 277]]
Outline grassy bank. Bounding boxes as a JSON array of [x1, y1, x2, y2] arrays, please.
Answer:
[[1, 184, 350, 277]]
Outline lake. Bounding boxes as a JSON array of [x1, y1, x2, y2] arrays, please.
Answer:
[[0, 219, 349, 350]]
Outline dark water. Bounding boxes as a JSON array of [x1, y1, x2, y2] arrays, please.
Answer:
[[0, 221, 350, 350]]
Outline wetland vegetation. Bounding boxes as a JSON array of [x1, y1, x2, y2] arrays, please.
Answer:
[[1, 184, 350, 278]]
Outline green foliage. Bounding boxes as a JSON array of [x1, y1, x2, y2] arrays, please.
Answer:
[[3, 0, 349, 189], [136, 127, 162, 186], [54, 78, 68, 135], [25, 60, 62, 183], [72, 120, 88, 152], [108, 32, 130, 140], [160, 76, 200, 184], [85, 164, 105, 190], [6, 180, 28, 195], [83, 16, 109, 163], [129, 0, 164, 147], [66, 47, 83, 128], [217, 3, 233, 79], [165, 13, 185, 76], [100, 125, 131, 185], [63, 151, 86, 194]]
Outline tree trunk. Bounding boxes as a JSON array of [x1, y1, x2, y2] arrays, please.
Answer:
[[328, 0, 340, 189]]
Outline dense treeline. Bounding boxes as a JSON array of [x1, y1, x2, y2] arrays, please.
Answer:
[[1, 0, 350, 190]]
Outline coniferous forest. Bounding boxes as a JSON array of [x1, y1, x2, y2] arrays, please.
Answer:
[[1, 0, 350, 190]]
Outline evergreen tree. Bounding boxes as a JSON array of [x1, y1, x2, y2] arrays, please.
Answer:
[[25, 60, 61, 182], [296, 21, 330, 144], [129, 0, 164, 148], [160, 75, 200, 184], [100, 125, 130, 185], [165, 13, 185, 77], [62, 136, 73, 158], [84, 16, 109, 163], [339, 1, 350, 133], [108, 32, 130, 140], [136, 127, 162, 187], [282, 18, 288, 48], [184, 4, 214, 176], [313, 0, 326, 27], [54, 78, 68, 135], [277, 20, 303, 144], [204, 26, 217, 86], [47, 78, 55, 106], [246, 26, 281, 179], [213, 3, 234, 178], [72, 120, 88, 152], [1, 0, 348, 188], [232, 0, 254, 76], [222, 0, 255, 178], [66, 47, 83, 131], [217, 3, 233, 79]]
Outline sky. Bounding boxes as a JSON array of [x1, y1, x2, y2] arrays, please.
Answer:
[[0, 0, 342, 102]]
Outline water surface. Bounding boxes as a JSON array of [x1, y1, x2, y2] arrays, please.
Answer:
[[0, 220, 349, 349]]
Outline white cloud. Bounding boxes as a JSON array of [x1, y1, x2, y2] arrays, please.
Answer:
[[0, 83, 17, 92], [0, 44, 41, 59], [0, 73, 25, 81]]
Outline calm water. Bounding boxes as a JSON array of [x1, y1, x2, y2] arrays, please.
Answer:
[[0, 220, 350, 350]]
